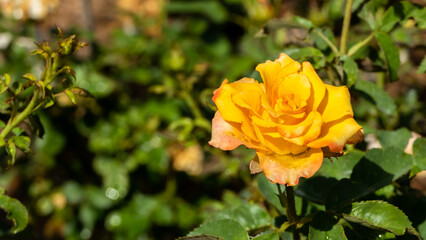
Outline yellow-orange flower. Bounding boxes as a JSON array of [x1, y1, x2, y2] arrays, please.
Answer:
[[209, 53, 363, 186]]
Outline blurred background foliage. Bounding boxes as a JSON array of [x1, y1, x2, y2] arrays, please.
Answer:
[[0, 0, 425, 239]]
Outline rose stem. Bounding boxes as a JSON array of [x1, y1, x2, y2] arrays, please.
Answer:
[[277, 184, 300, 240], [340, 0, 354, 54]]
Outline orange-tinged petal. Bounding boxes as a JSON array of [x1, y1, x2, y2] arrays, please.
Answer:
[[257, 148, 324, 186], [209, 111, 247, 150], [318, 85, 354, 123], [303, 62, 326, 112], [307, 116, 363, 153]]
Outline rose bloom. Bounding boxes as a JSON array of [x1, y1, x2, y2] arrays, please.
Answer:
[[209, 53, 363, 186]]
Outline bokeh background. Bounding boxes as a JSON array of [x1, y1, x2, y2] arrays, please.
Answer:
[[0, 0, 425, 239]]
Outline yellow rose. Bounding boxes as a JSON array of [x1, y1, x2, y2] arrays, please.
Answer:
[[209, 53, 363, 186]]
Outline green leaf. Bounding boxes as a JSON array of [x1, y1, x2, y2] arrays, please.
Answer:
[[342, 201, 418, 236], [188, 219, 249, 240], [6, 141, 16, 166], [252, 231, 279, 240], [326, 147, 413, 209], [292, 16, 313, 29], [357, 147, 413, 183], [210, 202, 272, 231], [317, 150, 364, 180], [22, 73, 37, 82], [256, 174, 284, 214], [0, 193, 29, 234], [418, 56, 426, 74], [12, 136, 31, 153], [341, 55, 359, 87], [296, 176, 338, 204], [380, 1, 416, 32], [0, 74, 11, 94], [357, 1, 377, 30], [354, 80, 396, 116], [375, 32, 400, 81], [309, 211, 347, 240], [325, 179, 368, 210], [377, 128, 411, 150], [413, 138, 426, 171]]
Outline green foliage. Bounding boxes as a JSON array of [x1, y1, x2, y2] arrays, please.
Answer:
[[0, 0, 425, 239], [0, 190, 28, 234]]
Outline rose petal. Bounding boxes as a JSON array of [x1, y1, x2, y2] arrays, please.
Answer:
[[256, 55, 301, 103], [277, 73, 311, 103], [318, 85, 354, 123], [302, 62, 326, 112], [209, 111, 247, 150], [307, 116, 363, 153], [257, 148, 324, 186], [262, 135, 307, 155]]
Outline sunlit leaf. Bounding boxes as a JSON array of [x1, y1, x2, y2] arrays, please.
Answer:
[[413, 138, 426, 171], [210, 202, 272, 231], [188, 219, 249, 240], [377, 128, 411, 150], [342, 201, 418, 237]]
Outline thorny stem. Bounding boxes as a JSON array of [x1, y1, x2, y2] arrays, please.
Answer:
[[277, 184, 300, 240], [340, 0, 354, 54]]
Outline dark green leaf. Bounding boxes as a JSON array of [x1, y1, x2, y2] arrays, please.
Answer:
[[309, 211, 347, 240], [342, 201, 417, 236], [377, 128, 411, 150], [375, 32, 400, 81], [256, 174, 284, 214], [325, 179, 368, 210], [296, 176, 338, 204], [341, 55, 359, 87], [210, 202, 272, 231], [354, 80, 396, 116], [326, 147, 413, 209], [318, 150, 364, 180], [188, 219, 249, 240], [413, 138, 426, 171], [0, 193, 29, 234], [357, 147, 413, 183]]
